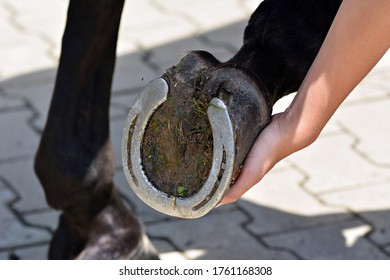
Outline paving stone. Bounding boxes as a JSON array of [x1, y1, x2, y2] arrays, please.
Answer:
[[0, 110, 39, 160], [113, 170, 169, 223], [238, 167, 351, 236], [0, 184, 16, 214], [288, 133, 390, 194], [119, 16, 196, 51], [3, 82, 53, 132], [0, 187, 50, 250], [263, 220, 388, 259], [0, 3, 9, 18], [110, 90, 139, 120], [338, 50, 390, 105], [321, 182, 390, 245], [0, 159, 49, 213], [0, 14, 25, 45], [334, 99, 390, 166], [342, 73, 390, 106], [120, 0, 173, 33], [159, 250, 186, 260], [116, 38, 139, 57], [0, 251, 9, 260], [113, 52, 158, 92], [3, 0, 67, 20], [150, 239, 186, 260], [0, 68, 56, 94], [153, 0, 248, 32], [0, 91, 25, 112], [273, 93, 297, 114], [24, 210, 60, 233], [0, 33, 56, 80], [1, 0, 389, 261], [265, 93, 346, 137], [201, 20, 247, 53], [240, 0, 263, 16], [147, 210, 296, 259], [148, 36, 233, 74], [372, 49, 390, 72], [15, 14, 66, 60], [14, 244, 49, 260]]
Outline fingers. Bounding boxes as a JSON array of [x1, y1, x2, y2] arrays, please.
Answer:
[[217, 115, 284, 207], [218, 138, 275, 206], [218, 156, 266, 206]]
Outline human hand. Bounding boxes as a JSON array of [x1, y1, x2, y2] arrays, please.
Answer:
[[218, 0, 390, 207], [218, 113, 289, 206]]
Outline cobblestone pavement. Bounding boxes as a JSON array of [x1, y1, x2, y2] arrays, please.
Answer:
[[1, 0, 389, 260]]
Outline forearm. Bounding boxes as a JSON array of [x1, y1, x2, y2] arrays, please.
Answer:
[[283, 0, 390, 153], [220, 0, 390, 205]]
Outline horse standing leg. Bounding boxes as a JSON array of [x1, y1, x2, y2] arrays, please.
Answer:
[[34, 0, 158, 259]]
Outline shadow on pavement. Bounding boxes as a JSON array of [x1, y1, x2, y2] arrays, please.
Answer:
[[0, 20, 389, 260]]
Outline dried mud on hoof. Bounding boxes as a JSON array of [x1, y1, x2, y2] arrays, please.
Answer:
[[141, 73, 213, 198], [122, 51, 272, 218]]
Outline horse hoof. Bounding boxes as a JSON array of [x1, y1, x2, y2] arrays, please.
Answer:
[[122, 51, 271, 219], [49, 192, 159, 260]]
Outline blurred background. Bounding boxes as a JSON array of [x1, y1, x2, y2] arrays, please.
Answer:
[[0, 0, 389, 260]]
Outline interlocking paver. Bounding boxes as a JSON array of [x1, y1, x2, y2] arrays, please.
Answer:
[[321, 182, 390, 245], [239, 0, 263, 16], [0, 33, 56, 80], [288, 133, 390, 194], [149, 25, 241, 74], [113, 52, 158, 93], [152, 0, 249, 32], [274, 93, 344, 136], [0, 252, 8, 259], [342, 74, 390, 106], [0, 159, 48, 213], [2, 82, 53, 132], [0, 68, 56, 95], [150, 239, 186, 260], [13, 244, 48, 260], [0, 186, 50, 253], [334, 99, 390, 167], [0, 110, 39, 159], [120, 15, 196, 50], [0, 91, 25, 112], [239, 167, 351, 236], [114, 170, 171, 224], [1, 0, 66, 15], [2, 0, 66, 61], [120, 0, 174, 32], [263, 220, 389, 259], [201, 20, 247, 54], [0, 14, 23, 46], [110, 93, 138, 120], [147, 210, 296, 259], [24, 210, 60, 233], [1, 0, 390, 261]]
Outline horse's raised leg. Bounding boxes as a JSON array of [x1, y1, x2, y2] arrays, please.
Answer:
[[34, 0, 158, 259], [121, 0, 343, 218]]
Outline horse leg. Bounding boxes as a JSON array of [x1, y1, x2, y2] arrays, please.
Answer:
[[34, 0, 158, 259], [228, 0, 343, 103]]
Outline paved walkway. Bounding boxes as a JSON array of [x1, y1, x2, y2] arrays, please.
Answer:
[[1, 0, 389, 260]]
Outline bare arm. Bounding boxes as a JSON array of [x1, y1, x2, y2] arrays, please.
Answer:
[[220, 0, 390, 205]]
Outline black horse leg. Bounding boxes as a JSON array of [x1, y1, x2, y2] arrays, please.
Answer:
[[34, 0, 158, 259], [229, 0, 343, 103]]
